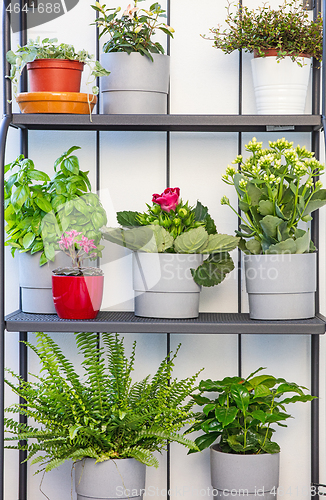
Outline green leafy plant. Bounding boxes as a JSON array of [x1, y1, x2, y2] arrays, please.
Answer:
[[203, 0, 322, 64], [92, 1, 174, 61], [101, 187, 239, 287], [187, 367, 315, 455], [5, 332, 201, 472], [6, 36, 110, 98], [4, 146, 107, 266], [221, 137, 326, 254]]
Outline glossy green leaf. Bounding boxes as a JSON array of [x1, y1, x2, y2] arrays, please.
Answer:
[[230, 384, 250, 413], [215, 406, 238, 426], [260, 215, 283, 238], [200, 233, 239, 254], [258, 200, 273, 215], [117, 211, 142, 227]]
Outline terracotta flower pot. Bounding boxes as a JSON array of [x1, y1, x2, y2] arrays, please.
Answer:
[[27, 59, 85, 93], [52, 275, 104, 319]]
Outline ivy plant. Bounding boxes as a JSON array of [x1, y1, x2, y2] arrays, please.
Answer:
[[5, 332, 200, 472], [6, 37, 110, 98], [4, 146, 107, 266], [187, 367, 315, 455]]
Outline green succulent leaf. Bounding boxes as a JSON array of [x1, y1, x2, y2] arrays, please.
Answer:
[[191, 252, 235, 287], [174, 226, 209, 253], [200, 234, 239, 254], [117, 210, 143, 227]]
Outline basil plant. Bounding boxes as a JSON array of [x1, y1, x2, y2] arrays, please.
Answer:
[[221, 138, 326, 254], [101, 187, 239, 287]]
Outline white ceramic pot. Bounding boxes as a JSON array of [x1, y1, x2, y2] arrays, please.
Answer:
[[132, 252, 203, 319], [244, 253, 316, 320], [100, 52, 170, 114], [75, 458, 146, 500], [251, 53, 311, 114], [18, 251, 70, 314], [210, 445, 280, 499]]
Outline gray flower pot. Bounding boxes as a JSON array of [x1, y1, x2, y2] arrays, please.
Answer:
[[210, 445, 280, 499], [75, 458, 146, 500], [100, 52, 170, 114], [244, 253, 316, 320], [132, 252, 203, 318], [18, 251, 70, 314]]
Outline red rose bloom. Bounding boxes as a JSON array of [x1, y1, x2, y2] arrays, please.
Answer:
[[152, 187, 180, 213]]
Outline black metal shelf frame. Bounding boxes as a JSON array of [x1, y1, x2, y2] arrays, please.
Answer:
[[0, 0, 325, 499]]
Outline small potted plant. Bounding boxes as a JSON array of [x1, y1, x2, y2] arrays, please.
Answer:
[[4, 146, 107, 314], [52, 230, 104, 319], [91, 1, 174, 113], [221, 137, 326, 319], [203, 0, 323, 114], [101, 187, 239, 319], [5, 331, 201, 499], [187, 367, 315, 499], [6, 36, 110, 114]]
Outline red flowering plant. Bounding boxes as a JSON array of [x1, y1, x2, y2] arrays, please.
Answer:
[[101, 188, 239, 287], [52, 230, 103, 276]]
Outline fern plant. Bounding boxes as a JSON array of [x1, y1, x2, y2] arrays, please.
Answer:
[[5, 332, 201, 473]]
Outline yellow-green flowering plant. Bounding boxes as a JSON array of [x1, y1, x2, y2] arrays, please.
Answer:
[[221, 137, 326, 254]]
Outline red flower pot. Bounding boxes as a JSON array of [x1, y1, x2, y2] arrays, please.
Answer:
[[27, 59, 85, 93], [52, 275, 104, 320]]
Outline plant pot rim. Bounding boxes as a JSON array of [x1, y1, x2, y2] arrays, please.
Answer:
[[52, 267, 104, 276], [210, 444, 280, 456], [253, 49, 311, 58], [27, 58, 85, 67]]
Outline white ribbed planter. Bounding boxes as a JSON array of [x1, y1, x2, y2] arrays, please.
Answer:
[[132, 252, 203, 318], [75, 458, 146, 500], [18, 251, 70, 314], [251, 53, 311, 114], [210, 446, 280, 499], [100, 52, 170, 114], [244, 253, 316, 320]]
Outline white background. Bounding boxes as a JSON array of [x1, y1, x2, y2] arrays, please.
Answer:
[[1, 0, 326, 499]]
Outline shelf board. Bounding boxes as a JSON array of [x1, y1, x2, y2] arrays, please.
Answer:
[[5, 310, 326, 334], [9, 114, 322, 132]]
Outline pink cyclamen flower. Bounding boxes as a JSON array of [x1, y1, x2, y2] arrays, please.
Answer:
[[152, 187, 180, 213]]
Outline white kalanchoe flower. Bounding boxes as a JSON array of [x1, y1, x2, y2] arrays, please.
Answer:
[[239, 179, 248, 190], [315, 180, 323, 189], [231, 155, 243, 165], [220, 196, 230, 205], [306, 179, 314, 188], [226, 165, 236, 176]]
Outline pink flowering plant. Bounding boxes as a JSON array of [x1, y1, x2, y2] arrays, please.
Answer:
[[91, 1, 174, 61], [53, 230, 103, 276], [101, 188, 239, 287]]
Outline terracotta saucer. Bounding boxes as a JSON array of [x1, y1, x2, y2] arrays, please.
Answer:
[[16, 92, 97, 114]]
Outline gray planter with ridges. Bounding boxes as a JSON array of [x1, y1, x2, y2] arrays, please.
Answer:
[[210, 446, 280, 499], [244, 253, 316, 320], [18, 251, 70, 314], [132, 252, 203, 318], [75, 458, 146, 500], [100, 52, 170, 114]]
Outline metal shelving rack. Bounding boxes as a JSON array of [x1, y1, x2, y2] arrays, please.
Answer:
[[1, 0, 326, 499]]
